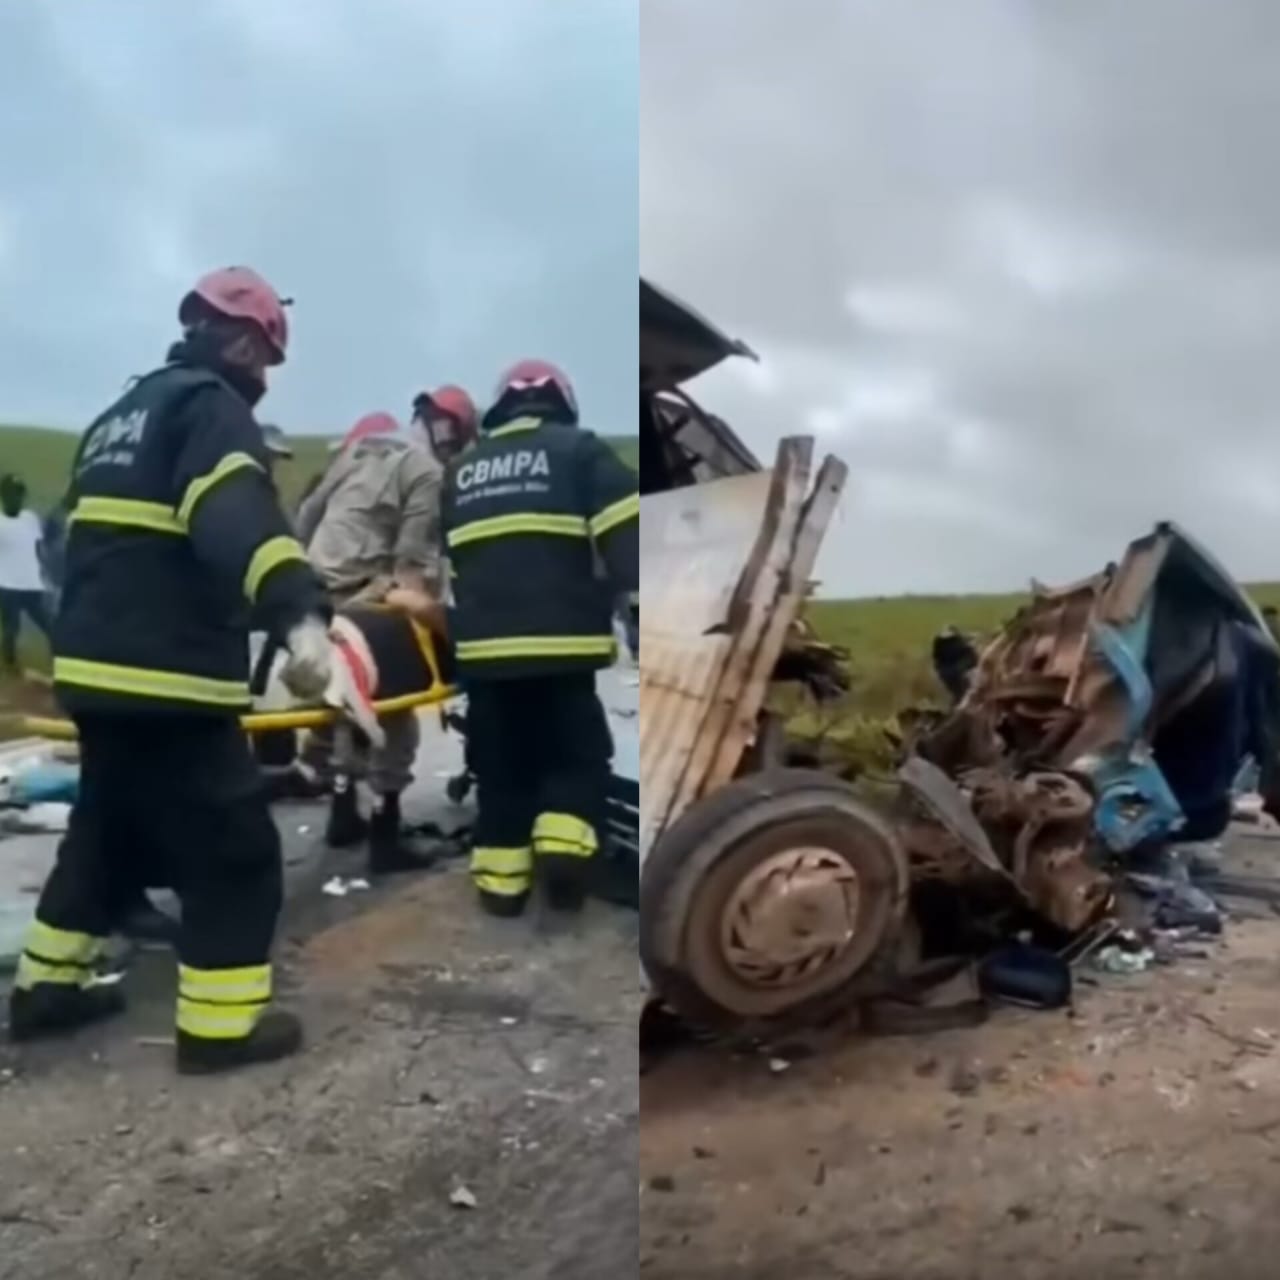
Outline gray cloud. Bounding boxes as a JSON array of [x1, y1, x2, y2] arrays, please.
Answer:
[[0, 0, 636, 437], [642, 0, 1280, 595]]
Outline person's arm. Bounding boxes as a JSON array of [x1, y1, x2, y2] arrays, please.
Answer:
[[578, 432, 638, 595], [391, 450, 443, 595], [295, 467, 338, 548], [171, 388, 330, 640]]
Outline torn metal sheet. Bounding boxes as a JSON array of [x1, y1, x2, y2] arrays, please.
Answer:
[[639, 436, 848, 866], [900, 520, 1280, 935]]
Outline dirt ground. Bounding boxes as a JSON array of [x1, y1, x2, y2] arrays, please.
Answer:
[[640, 826, 1280, 1280], [0, 855, 639, 1280]]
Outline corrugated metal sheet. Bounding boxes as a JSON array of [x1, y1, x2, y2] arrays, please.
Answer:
[[639, 436, 848, 864]]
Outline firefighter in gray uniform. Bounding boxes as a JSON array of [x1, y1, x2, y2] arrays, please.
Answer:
[[8, 267, 337, 1075], [442, 359, 639, 915]]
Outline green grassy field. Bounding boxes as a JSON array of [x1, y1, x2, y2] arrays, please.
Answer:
[[0, 423, 637, 732], [0, 424, 638, 515], [798, 584, 1280, 774]]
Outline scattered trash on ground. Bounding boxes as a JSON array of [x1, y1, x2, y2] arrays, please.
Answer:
[[1093, 945, 1156, 975], [449, 1184, 478, 1210], [321, 876, 371, 898], [0, 802, 71, 834]]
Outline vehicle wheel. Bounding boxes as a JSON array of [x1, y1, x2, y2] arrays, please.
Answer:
[[640, 768, 909, 1034]]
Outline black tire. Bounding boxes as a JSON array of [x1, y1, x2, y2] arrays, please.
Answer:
[[640, 768, 909, 1034]]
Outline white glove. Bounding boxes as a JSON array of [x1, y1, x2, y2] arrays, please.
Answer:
[[280, 617, 334, 701]]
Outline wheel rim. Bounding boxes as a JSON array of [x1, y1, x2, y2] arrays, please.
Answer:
[[717, 845, 861, 988]]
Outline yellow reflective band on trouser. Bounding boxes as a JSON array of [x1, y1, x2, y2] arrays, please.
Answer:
[[244, 535, 309, 601], [54, 658, 250, 707], [14, 921, 107, 990], [532, 812, 598, 860], [177, 963, 272, 1041], [456, 635, 617, 663], [470, 845, 533, 897], [69, 497, 185, 535], [177, 451, 264, 526], [588, 491, 639, 538], [447, 512, 588, 549]]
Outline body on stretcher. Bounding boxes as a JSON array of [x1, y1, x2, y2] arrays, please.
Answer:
[[22, 606, 459, 743]]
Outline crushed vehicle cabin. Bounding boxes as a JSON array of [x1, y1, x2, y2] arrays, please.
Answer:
[[637, 283, 1280, 1038], [638, 280, 910, 1034], [896, 521, 1280, 938]]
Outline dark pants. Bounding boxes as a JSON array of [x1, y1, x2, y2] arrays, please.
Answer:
[[15, 715, 283, 1042], [466, 672, 613, 909], [0, 588, 49, 669]]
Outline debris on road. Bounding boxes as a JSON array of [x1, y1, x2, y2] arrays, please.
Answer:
[[449, 1184, 478, 1210], [321, 876, 371, 898], [1093, 945, 1156, 975]]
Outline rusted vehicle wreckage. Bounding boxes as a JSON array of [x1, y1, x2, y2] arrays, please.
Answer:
[[638, 279, 1280, 1035]]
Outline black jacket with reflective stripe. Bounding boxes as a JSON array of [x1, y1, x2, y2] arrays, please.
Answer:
[[53, 357, 328, 716], [441, 417, 639, 680]]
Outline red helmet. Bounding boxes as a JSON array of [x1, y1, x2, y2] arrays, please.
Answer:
[[179, 267, 290, 364], [413, 384, 479, 462], [487, 358, 578, 426], [335, 411, 399, 452], [424, 384, 478, 433]]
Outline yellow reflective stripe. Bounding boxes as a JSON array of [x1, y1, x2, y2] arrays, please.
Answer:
[[470, 845, 533, 876], [15, 955, 91, 989], [244, 535, 308, 601], [177, 997, 266, 1041], [456, 635, 616, 662], [473, 873, 530, 897], [589, 491, 639, 538], [69, 497, 184, 535], [54, 657, 249, 707], [26, 921, 105, 966], [533, 812, 598, 859], [487, 416, 543, 438], [177, 451, 263, 526], [447, 513, 588, 549], [179, 963, 272, 1005]]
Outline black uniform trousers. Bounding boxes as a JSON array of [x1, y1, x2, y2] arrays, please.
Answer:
[[465, 672, 613, 908], [15, 714, 283, 1042]]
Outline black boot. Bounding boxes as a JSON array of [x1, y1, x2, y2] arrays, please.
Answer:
[[540, 855, 587, 913], [176, 1009, 303, 1075], [9, 984, 126, 1042], [368, 793, 438, 875], [477, 888, 529, 918], [325, 776, 367, 848]]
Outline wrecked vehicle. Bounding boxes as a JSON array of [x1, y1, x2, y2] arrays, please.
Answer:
[[898, 521, 1280, 937], [638, 280, 912, 1032], [637, 282, 1280, 1035]]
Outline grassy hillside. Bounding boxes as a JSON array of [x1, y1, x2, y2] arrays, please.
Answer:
[[0, 423, 636, 731], [800, 585, 1280, 775], [0, 424, 637, 514]]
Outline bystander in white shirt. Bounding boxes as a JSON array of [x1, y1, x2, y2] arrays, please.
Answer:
[[0, 508, 44, 593]]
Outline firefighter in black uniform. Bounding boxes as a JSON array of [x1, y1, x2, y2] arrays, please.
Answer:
[[442, 359, 639, 916], [8, 267, 337, 1075]]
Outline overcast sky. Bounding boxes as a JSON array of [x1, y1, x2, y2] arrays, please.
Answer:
[[642, 0, 1280, 597], [0, 0, 636, 439]]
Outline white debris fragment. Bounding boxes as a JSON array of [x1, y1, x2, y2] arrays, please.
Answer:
[[768, 1057, 791, 1075], [528, 1055, 551, 1076], [449, 1184, 478, 1209], [322, 876, 371, 898], [88, 971, 125, 987], [500, 1017, 518, 1027]]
